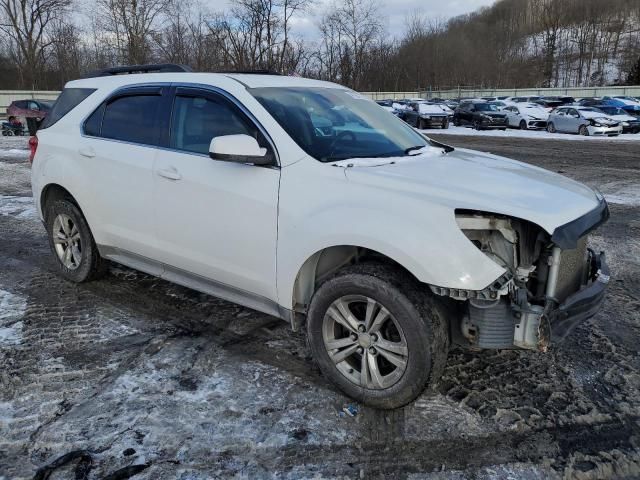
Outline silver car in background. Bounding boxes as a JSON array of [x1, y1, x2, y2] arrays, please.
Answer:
[[547, 106, 622, 136]]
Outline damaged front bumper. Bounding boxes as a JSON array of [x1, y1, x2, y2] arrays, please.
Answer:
[[548, 249, 609, 342]]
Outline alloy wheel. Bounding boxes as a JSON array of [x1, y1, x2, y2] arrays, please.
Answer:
[[322, 295, 408, 389], [52, 213, 82, 270]]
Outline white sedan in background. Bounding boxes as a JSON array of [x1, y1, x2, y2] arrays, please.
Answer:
[[503, 103, 549, 130]]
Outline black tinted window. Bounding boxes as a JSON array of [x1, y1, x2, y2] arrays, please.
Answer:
[[101, 94, 162, 145], [170, 95, 256, 154], [84, 103, 104, 136], [40, 88, 96, 129]]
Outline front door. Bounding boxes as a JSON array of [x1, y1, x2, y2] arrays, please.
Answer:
[[153, 87, 280, 307]]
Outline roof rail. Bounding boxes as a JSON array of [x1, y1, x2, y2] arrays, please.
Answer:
[[218, 69, 282, 75], [82, 63, 193, 78]]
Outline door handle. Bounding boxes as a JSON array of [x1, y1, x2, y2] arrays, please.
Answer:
[[157, 167, 182, 180], [78, 147, 95, 158]]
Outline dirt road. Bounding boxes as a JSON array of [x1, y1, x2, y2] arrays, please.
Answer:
[[1, 135, 639, 479]]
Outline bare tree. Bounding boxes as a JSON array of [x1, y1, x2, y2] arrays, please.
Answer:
[[0, 0, 71, 88]]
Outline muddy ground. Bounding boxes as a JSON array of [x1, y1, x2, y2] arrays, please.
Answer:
[[0, 134, 639, 479]]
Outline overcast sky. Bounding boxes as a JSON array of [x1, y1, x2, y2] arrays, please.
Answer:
[[213, 0, 497, 39]]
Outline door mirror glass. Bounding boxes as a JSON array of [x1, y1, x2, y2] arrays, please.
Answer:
[[209, 134, 274, 166]]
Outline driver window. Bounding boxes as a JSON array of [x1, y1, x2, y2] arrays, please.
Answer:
[[170, 94, 257, 155]]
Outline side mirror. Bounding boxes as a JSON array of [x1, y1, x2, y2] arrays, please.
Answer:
[[209, 134, 275, 166]]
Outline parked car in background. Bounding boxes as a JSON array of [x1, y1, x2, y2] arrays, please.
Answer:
[[547, 106, 621, 136], [505, 96, 541, 104], [486, 100, 509, 110], [540, 96, 575, 105], [504, 103, 549, 130], [533, 99, 563, 112], [601, 96, 640, 115], [453, 101, 508, 130], [404, 102, 450, 129], [575, 97, 603, 107], [6, 99, 53, 120], [375, 100, 403, 118], [593, 105, 640, 133]]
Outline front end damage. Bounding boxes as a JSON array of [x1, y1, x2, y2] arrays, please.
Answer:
[[431, 200, 610, 351]]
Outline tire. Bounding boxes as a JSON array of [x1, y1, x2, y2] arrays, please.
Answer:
[[453, 117, 460, 127], [519, 120, 527, 130], [306, 263, 450, 409], [579, 125, 589, 136], [418, 118, 425, 129], [6, 130, 14, 136], [45, 198, 107, 283], [547, 122, 556, 133], [473, 120, 482, 131], [442, 119, 449, 129]]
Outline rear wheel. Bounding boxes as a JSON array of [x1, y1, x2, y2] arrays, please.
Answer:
[[306, 263, 450, 409], [579, 125, 589, 136], [45, 199, 107, 282]]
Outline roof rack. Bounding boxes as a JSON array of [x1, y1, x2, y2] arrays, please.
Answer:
[[82, 63, 193, 78], [217, 69, 282, 75]]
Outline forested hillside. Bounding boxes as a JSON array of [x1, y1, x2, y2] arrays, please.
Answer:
[[1, 0, 639, 91]]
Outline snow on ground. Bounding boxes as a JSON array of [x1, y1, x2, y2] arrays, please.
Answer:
[[421, 124, 640, 141], [0, 196, 36, 219], [0, 136, 29, 158], [599, 181, 640, 206], [0, 289, 26, 346]]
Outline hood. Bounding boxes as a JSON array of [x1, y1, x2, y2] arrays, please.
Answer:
[[481, 112, 506, 118], [610, 114, 637, 122], [336, 147, 599, 235]]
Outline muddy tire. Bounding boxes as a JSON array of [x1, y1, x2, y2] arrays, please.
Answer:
[[547, 122, 556, 133], [579, 125, 590, 136], [306, 262, 450, 409], [45, 199, 107, 283]]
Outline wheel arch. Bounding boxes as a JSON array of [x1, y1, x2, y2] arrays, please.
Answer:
[[290, 245, 419, 321], [40, 183, 83, 221]]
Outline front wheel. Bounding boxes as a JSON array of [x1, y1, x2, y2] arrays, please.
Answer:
[[519, 120, 527, 130], [473, 120, 482, 131], [579, 125, 590, 136], [547, 122, 556, 133], [45, 198, 107, 282], [442, 119, 449, 129], [306, 263, 449, 409]]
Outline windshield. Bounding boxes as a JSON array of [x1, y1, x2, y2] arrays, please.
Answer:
[[250, 87, 429, 162], [475, 103, 500, 112], [418, 104, 446, 114]]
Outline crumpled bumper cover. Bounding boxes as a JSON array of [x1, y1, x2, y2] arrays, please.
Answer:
[[549, 250, 610, 342]]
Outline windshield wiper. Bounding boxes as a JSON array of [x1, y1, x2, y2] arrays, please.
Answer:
[[404, 145, 426, 154]]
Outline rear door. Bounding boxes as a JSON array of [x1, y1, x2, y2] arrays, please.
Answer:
[[79, 85, 170, 265], [152, 86, 281, 306]]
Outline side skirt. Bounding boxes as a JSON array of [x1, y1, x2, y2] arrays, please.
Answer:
[[98, 245, 291, 322]]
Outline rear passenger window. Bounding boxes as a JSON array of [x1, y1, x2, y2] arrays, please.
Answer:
[[170, 94, 256, 155], [40, 88, 96, 129], [101, 95, 162, 145]]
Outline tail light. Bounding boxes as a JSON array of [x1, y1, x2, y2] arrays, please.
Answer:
[[28, 135, 38, 164]]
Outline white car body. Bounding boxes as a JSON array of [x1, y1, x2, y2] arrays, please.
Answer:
[[548, 106, 622, 136], [504, 104, 549, 129], [31, 71, 609, 357]]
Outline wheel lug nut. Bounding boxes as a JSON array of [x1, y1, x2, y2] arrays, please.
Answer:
[[350, 333, 358, 341], [371, 334, 378, 342], [357, 347, 364, 354], [369, 347, 376, 354], [357, 324, 366, 333]]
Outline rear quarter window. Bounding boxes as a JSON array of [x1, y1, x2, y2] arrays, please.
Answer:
[[39, 88, 96, 129]]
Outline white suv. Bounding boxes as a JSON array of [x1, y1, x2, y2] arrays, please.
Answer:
[[31, 65, 610, 408]]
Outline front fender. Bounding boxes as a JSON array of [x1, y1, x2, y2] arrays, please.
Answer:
[[276, 158, 506, 309]]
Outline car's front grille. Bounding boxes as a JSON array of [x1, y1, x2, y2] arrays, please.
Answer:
[[555, 236, 588, 302]]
